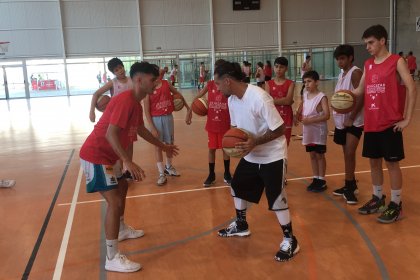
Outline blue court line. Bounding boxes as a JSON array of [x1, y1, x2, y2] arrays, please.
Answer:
[[22, 149, 75, 280], [293, 173, 390, 280]]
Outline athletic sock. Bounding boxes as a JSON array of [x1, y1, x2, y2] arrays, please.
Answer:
[[106, 239, 118, 260], [157, 162, 165, 174], [223, 160, 230, 175], [280, 222, 293, 239], [373, 185, 383, 198], [209, 162, 215, 174], [165, 158, 172, 168], [235, 209, 247, 222], [391, 189, 402, 204]]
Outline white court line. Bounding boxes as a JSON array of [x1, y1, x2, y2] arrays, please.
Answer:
[[58, 164, 420, 207], [53, 167, 83, 280]]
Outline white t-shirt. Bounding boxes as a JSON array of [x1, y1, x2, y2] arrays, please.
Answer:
[[228, 84, 287, 164], [111, 77, 132, 97], [302, 91, 328, 145]]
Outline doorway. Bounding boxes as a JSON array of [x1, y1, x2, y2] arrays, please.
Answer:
[[1, 65, 27, 99]]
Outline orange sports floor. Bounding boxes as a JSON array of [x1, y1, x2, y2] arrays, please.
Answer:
[[1, 81, 419, 280]]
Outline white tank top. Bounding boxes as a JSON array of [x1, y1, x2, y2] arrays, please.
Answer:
[[333, 66, 364, 129], [111, 77, 132, 97], [302, 91, 328, 145]]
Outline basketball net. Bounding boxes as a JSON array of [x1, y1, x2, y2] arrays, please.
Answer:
[[0, 42, 10, 56]]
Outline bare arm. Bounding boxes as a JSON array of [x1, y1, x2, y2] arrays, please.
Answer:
[[106, 124, 145, 181], [394, 57, 418, 131], [352, 69, 366, 97], [236, 124, 285, 156], [273, 82, 295, 106], [345, 69, 364, 126], [137, 124, 179, 156], [169, 83, 190, 111], [186, 84, 208, 124], [89, 81, 113, 122]]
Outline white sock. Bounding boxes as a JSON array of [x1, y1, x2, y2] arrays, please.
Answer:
[[119, 216, 126, 232], [373, 185, 383, 198], [166, 158, 172, 168], [318, 176, 325, 181], [313, 176, 318, 180], [157, 162, 165, 174], [106, 239, 118, 260], [391, 189, 402, 204]]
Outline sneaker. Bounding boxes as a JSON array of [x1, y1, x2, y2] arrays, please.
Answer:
[[118, 226, 145, 242], [157, 173, 167, 186], [105, 252, 141, 273], [218, 220, 251, 237], [203, 173, 216, 187], [164, 165, 180, 176], [274, 236, 300, 262], [0, 179, 15, 188], [333, 181, 359, 196], [343, 188, 358, 204], [306, 178, 318, 191], [309, 179, 327, 193], [377, 201, 402, 223], [223, 173, 232, 186], [123, 170, 133, 181], [358, 195, 386, 215]]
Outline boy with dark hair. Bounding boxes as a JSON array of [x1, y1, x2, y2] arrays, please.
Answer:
[[264, 57, 295, 145], [295, 70, 330, 192], [187, 59, 232, 187], [331, 44, 364, 204], [80, 62, 179, 272], [214, 61, 300, 262], [353, 24, 417, 223]]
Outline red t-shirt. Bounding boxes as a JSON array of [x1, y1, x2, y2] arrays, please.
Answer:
[[407, 55, 417, 71], [149, 80, 174, 116], [80, 90, 144, 165], [267, 79, 293, 126], [264, 66, 272, 77], [205, 80, 230, 133], [364, 54, 406, 132]]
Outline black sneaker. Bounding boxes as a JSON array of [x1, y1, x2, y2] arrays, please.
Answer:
[[377, 201, 402, 223], [343, 187, 358, 204], [223, 173, 232, 186], [333, 180, 359, 196], [218, 220, 250, 237], [332, 186, 346, 196], [274, 236, 300, 262], [358, 195, 386, 215], [306, 178, 318, 191], [203, 173, 216, 187], [309, 179, 327, 193]]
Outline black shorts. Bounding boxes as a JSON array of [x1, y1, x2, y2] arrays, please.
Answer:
[[257, 81, 264, 87], [305, 144, 326, 154], [231, 158, 286, 211], [333, 126, 364, 145], [264, 76, 271, 81], [362, 126, 404, 162], [243, 77, 250, 83]]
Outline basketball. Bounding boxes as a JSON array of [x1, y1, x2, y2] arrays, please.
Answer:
[[173, 93, 184, 111], [222, 128, 249, 158], [96, 95, 111, 112], [192, 97, 208, 116], [331, 90, 355, 114]]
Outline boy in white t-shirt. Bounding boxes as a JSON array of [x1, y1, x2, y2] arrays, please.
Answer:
[[214, 61, 299, 262], [295, 70, 330, 192]]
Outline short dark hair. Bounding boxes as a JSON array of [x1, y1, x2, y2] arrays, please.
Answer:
[[266, 60, 271, 67], [274, 57, 288, 67], [107, 57, 124, 73], [129, 61, 159, 79], [398, 51, 404, 56], [214, 61, 245, 81], [362, 24, 388, 43], [305, 55, 311, 60], [409, 51, 413, 55], [334, 44, 355, 61], [257, 61, 264, 68], [302, 70, 319, 81], [214, 59, 227, 68]]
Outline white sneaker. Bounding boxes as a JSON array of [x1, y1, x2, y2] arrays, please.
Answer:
[[0, 180, 15, 188], [157, 173, 167, 186], [118, 226, 144, 242], [164, 165, 180, 176], [105, 252, 141, 273]]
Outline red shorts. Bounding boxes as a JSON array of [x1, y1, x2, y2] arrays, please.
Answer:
[[208, 131, 224, 149], [199, 76, 205, 83]]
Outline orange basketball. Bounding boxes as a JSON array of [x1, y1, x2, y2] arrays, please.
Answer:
[[192, 98, 208, 116], [173, 93, 184, 111], [331, 89, 355, 114], [96, 95, 111, 112], [222, 128, 249, 158]]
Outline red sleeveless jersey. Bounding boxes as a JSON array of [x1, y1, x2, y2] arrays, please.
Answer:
[[149, 80, 174, 116], [267, 79, 293, 126], [205, 80, 230, 133], [364, 54, 406, 132]]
